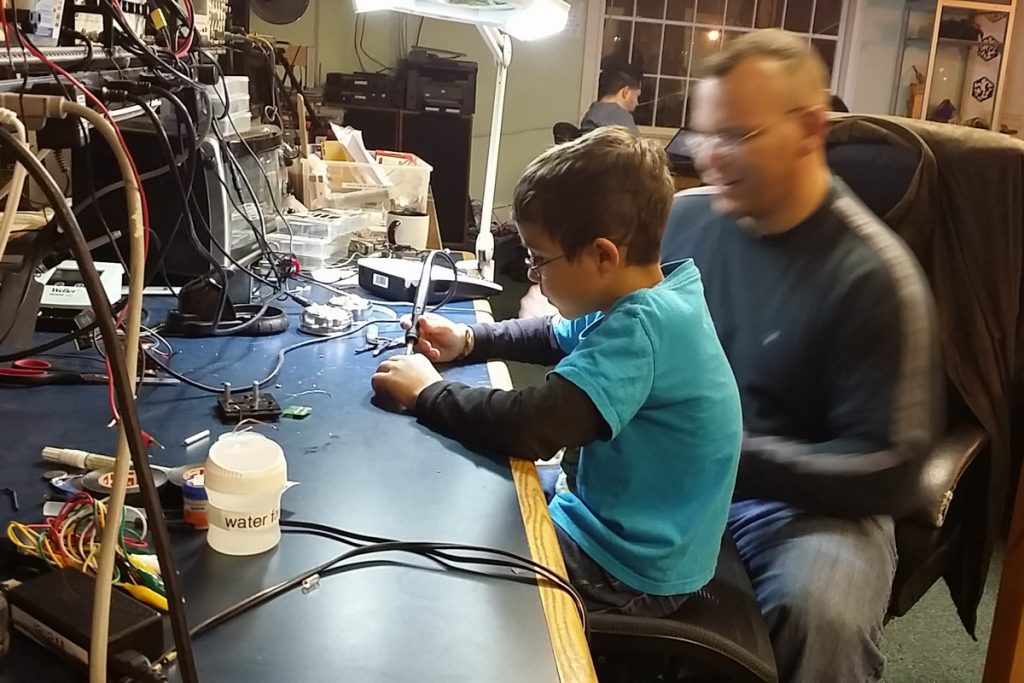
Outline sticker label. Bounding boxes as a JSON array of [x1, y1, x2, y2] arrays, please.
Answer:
[[372, 274, 389, 288]]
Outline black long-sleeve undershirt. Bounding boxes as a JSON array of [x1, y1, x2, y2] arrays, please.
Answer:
[[414, 317, 610, 461]]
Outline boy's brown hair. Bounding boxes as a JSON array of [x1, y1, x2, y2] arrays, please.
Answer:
[[512, 126, 674, 265]]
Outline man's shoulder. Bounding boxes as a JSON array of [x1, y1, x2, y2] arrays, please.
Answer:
[[580, 101, 636, 130], [661, 189, 729, 262], [824, 185, 927, 292]]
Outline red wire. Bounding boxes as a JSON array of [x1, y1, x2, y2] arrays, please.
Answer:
[[2, 17, 151, 423], [175, 0, 194, 58]]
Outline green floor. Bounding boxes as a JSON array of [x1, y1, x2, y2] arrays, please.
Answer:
[[488, 275, 1000, 682], [884, 552, 1000, 682]]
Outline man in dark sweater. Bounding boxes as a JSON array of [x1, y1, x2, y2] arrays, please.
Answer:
[[579, 63, 642, 134], [665, 30, 944, 682]]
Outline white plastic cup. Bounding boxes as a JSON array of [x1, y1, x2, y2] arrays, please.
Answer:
[[204, 433, 288, 556], [387, 211, 430, 250]]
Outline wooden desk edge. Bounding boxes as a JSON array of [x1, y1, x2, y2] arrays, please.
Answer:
[[472, 300, 597, 683]]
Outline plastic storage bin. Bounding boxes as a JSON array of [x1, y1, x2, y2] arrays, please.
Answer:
[[306, 154, 432, 214], [267, 232, 351, 270], [285, 209, 375, 240]]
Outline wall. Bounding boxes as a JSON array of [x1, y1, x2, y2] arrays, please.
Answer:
[[1000, 0, 1024, 138], [841, 0, 905, 114], [251, 2, 589, 209]]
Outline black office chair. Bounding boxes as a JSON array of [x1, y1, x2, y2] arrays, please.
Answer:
[[588, 533, 778, 683], [553, 121, 581, 144]]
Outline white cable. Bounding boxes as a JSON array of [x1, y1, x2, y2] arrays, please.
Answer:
[[57, 100, 145, 683], [0, 107, 29, 262]]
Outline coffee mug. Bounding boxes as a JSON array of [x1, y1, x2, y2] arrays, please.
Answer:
[[387, 211, 430, 250]]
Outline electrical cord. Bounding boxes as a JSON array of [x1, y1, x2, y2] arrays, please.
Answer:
[[170, 520, 587, 650], [144, 318, 403, 393], [136, 86, 275, 337], [0, 126, 198, 683], [57, 99, 153, 683], [0, 108, 28, 262]]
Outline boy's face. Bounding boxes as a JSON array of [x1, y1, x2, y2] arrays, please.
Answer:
[[519, 222, 603, 320]]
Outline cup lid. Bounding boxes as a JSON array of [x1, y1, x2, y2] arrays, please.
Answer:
[[204, 435, 287, 500]]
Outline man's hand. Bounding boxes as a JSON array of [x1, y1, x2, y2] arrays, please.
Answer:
[[371, 354, 444, 410], [400, 312, 471, 362]]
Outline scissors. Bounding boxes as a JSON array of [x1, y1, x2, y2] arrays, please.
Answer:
[[0, 359, 107, 386]]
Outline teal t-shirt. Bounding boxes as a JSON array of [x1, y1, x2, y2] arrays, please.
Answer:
[[548, 259, 742, 596]]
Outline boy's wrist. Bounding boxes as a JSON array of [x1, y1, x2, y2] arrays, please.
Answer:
[[458, 324, 475, 360]]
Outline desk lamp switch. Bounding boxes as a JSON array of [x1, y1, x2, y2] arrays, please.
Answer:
[[217, 381, 282, 423]]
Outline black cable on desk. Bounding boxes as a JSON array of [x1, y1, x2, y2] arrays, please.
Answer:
[[144, 318, 403, 393], [0, 126, 200, 683], [176, 528, 587, 648]]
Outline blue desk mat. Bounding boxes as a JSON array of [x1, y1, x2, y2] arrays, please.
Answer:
[[0, 297, 561, 683]]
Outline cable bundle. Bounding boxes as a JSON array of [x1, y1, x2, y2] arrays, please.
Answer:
[[6, 493, 167, 611]]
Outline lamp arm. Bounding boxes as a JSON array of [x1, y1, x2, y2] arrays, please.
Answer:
[[475, 26, 512, 280]]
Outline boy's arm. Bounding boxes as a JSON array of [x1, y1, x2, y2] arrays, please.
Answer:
[[414, 375, 609, 461], [467, 317, 567, 365]]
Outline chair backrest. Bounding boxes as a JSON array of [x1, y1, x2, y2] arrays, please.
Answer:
[[552, 121, 581, 144]]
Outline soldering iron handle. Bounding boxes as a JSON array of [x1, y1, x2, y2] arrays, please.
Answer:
[[405, 251, 441, 354]]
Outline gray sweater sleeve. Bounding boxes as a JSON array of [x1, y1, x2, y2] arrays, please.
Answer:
[[467, 317, 566, 366]]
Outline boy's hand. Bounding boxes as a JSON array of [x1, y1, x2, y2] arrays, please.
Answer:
[[400, 313, 472, 362], [371, 354, 444, 410]]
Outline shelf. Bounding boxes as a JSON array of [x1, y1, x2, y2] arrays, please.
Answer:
[[904, 36, 1004, 47]]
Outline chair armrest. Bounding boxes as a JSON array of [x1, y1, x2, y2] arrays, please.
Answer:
[[906, 423, 988, 528]]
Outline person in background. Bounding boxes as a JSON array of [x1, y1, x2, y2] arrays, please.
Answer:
[[666, 29, 944, 682], [371, 127, 743, 620], [580, 63, 642, 134]]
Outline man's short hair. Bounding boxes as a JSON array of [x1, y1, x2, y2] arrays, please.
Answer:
[[512, 126, 673, 265], [700, 29, 829, 97], [597, 63, 642, 99]]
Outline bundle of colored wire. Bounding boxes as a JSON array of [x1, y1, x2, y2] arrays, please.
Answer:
[[5, 493, 167, 610]]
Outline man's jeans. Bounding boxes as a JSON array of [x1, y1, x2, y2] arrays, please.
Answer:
[[728, 499, 898, 683]]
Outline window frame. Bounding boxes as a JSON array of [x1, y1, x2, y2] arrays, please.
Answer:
[[579, 0, 854, 134]]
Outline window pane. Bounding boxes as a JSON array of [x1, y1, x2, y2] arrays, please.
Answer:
[[691, 28, 724, 76], [602, 18, 633, 64], [661, 25, 694, 77], [683, 79, 698, 128], [636, 0, 665, 19], [655, 78, 686, 128], [811, 37, 837, 78], [783, 0, 813, 32], [725, 0, 756, 27], [813, 0, 842, 35], [666, 0, 697, 21], [635, 76, 658, 126], [631, 21, 664, 74], [755, 0, 784, 27], [695, 0, 726, 25], [605, 0, 634, 17], [720, 29, 747, 51]]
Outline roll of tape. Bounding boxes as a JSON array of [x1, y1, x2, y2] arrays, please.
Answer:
[[167, 463, 205, 488], [82, 468, 169, 506]]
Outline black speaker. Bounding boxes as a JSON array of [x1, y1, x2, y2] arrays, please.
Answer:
[[401, 111, 473, 247], [340, 107, 400, 151]]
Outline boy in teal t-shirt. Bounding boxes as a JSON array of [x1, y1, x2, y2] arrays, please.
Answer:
[[371, 127, 742, 615]]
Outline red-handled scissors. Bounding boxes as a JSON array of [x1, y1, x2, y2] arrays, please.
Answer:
[[0, 359, 107, 386]]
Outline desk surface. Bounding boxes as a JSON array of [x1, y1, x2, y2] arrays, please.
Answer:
[[0, 297, 594, 682]]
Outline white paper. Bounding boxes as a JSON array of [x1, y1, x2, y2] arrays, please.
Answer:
[[330, 122, 392, 187]]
